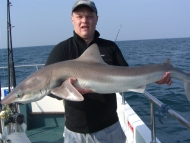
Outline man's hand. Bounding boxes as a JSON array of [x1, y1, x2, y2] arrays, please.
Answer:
[[156, 72, 172, 86]]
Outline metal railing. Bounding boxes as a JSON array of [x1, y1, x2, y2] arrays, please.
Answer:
[[122, 91, 190, 143], [0, 64, 44, 71], [0, 64, 44, 86]]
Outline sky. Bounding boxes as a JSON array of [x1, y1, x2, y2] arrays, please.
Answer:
[[0, 0, 190, 48]]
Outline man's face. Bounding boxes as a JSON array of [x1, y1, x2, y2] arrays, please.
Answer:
[[72, 6, 98, 40]]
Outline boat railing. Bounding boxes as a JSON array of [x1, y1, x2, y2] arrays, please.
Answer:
[[0, 64, 45, 71], [1, 64, 190, 143], [122, 91, 190, 143]]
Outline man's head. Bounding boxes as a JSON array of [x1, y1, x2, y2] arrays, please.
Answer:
[[71, 0, 98, 43]]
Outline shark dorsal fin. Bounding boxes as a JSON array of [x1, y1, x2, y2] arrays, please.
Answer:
[[77, 43, 107, 64]]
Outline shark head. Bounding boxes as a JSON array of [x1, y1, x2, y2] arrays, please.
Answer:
[[1, 69, 51, 104], [1, 89, 21, 104], [1, 86, 46, 104]]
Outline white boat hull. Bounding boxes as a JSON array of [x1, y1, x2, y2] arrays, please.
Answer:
[[116, 93, 161, 143]]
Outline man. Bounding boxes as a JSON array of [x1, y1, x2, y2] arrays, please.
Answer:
[[46, 0, 171, 142]]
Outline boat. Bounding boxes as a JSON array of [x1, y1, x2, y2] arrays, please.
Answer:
[[1, 64, 190, 143], [0, 1, 190, 143]]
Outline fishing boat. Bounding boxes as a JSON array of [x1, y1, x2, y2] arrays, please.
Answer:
[[1, 64, 190, 143], [0, 1, 190, 143]]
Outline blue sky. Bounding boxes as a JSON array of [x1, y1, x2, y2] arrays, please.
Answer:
[[0, 0, 190, 48]]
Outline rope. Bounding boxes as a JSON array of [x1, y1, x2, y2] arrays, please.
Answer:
[[157, 103, 171, 124]]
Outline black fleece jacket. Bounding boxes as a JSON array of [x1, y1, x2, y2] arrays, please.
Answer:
[[45, 30, 128, 133]]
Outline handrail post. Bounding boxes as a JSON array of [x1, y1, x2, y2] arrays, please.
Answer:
[[122, 92, 125, 105], [150, 99, 157, 143], [36, 65, 38, 71]]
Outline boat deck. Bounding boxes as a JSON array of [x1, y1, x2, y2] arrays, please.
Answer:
[[25, 114, 65, 143], [26, 126, 64, 143]]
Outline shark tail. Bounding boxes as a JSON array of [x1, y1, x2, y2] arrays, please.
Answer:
[[184, 74, 190, 101]]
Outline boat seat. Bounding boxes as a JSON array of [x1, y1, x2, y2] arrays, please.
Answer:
[[29, 96, 65, 114]]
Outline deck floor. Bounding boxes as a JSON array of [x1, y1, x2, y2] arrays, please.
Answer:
[[25, 114, 65, 143], [26, 126, 64, 143]]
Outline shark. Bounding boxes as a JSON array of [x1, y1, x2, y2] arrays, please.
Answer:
[[1, 44, 190, 104]]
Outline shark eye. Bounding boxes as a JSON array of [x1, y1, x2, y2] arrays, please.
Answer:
[[16, 93, 22, 98]]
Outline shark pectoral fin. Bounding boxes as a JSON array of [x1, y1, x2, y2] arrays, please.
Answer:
[[184, 81, 190, 101], [127, 85, 146, 93], [50, 79, 84, 101]]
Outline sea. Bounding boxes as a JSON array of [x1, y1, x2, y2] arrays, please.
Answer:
[[0, 38, 190, 143]]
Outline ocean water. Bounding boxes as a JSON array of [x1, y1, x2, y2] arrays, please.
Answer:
[[0, 38, 190, 143]]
